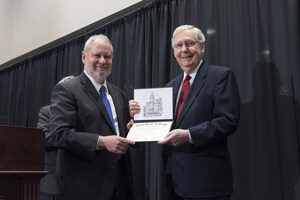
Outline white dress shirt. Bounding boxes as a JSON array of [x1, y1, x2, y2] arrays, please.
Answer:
[[175, 60, 203, 143], [84, 70, 120, 137]]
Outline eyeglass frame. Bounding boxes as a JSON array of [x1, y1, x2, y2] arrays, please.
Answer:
[[173, 40, 200, 49]]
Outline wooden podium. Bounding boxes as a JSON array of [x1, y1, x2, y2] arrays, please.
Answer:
[[0, 125, 48, 200]]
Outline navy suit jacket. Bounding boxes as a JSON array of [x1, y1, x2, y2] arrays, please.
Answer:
[[48, 72, 133, 200], [165, 62, 240, 198]]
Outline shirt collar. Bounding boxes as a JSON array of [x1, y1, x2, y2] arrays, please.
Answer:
[[183, 60, 203, 84]]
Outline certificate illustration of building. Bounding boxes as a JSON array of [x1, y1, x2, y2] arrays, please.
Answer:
[[134, 87, 173, 121], [143, 92, 162, 117]]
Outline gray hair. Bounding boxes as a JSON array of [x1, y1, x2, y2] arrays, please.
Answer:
[[83, 34, 113, 55], [59, 75, 74, 83], [171, 25, 205, 48]]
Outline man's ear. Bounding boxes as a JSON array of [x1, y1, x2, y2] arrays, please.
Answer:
[[201, 43, 205, 54], [81, 51, 86, 64]]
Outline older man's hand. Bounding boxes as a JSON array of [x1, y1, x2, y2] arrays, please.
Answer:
[[129, 100, 141, 117]]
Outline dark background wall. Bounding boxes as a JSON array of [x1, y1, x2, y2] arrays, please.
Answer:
[[0, 0, 299, 199]]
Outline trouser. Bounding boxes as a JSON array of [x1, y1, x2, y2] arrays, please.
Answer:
[[165, 174, 231, 200]]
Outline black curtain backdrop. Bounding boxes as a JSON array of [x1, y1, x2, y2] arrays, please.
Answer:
[[0, 0, 299, 199]]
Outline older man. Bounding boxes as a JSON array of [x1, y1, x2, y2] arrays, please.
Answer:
[[49, 34, 135, 200], [130, 25, 240, 200]]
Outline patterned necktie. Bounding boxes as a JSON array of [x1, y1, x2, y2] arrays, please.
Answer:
[[100, 86, 116, 133], [175, 74, 191, 122]]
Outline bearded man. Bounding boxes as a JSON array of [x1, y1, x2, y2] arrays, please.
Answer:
[[49, 34, 135, 200]]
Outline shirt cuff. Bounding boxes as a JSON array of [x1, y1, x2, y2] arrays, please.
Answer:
[[96, 136, 101, 150], [187, 129, 193, 143]]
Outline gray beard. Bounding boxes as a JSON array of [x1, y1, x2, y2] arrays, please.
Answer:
[[89, 69, 111, 84]]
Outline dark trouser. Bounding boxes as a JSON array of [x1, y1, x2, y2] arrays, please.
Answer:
[[40, 192, 55, 200], [111, 158, 132, 200], [165, 174, 231, 200]]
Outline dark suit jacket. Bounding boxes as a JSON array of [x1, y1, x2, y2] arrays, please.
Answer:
[[165, 62, 240, 198], [37, 105, 57, 195], [48, 72, 133, 200]]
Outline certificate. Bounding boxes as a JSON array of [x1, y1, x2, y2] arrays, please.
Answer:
[[126, 121, 173, 142], [127, 87, 173, 142]]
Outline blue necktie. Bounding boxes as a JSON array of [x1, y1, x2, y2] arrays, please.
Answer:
[[100, 86, 116, 133], [100, 86, 121, 159]]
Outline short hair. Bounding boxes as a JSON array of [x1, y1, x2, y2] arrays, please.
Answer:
[[59, 75, 74, 83], [83, 34, 113, 55], [171, 25, 205, 48]]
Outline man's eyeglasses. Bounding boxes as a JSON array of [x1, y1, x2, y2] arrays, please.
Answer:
[[173, 41, 198, 49]]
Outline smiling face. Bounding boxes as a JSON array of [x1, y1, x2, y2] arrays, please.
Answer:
[[82, 38, 113, 84], [173, 30, 205, 74]]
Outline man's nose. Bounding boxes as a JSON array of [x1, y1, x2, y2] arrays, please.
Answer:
[[181, 44, 188, 51], [98, 56, 106, 63]]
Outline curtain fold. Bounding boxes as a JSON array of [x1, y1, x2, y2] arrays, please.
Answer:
[[0, 0, 299, 199]]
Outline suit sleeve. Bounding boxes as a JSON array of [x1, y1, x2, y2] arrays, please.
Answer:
[[189, 69, 240, 147], [48, 83, 99, 160], [37, 106, 50, 133], [37, 106, 56, 151]]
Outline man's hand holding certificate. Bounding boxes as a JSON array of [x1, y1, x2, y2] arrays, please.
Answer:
[[127, 88, 173, 142]]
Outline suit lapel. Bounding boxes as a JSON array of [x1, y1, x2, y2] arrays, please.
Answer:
[[79, 73, 116, 133], [176, 62, 209, 126], [107, 83, 126, 137]]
